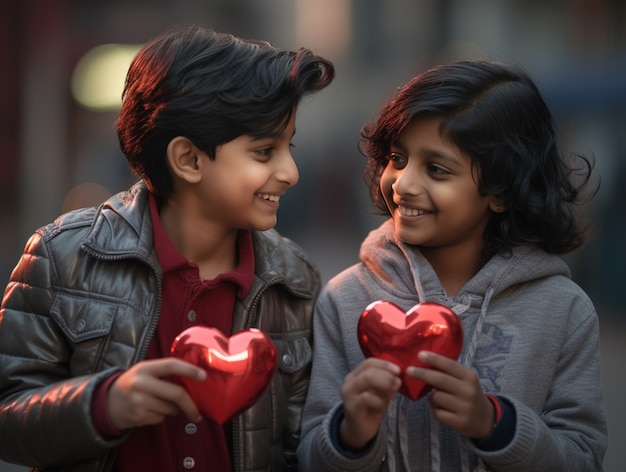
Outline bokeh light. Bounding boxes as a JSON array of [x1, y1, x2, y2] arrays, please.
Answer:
[[71, 44, 141, 111]]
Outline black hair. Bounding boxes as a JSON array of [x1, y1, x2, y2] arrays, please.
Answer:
[[360, 60, 597, 256], [116, 24, 334, 197]]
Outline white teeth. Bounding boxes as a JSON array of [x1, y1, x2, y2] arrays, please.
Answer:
[[399, 206, 426, 216], [260, 194, 279, 202]]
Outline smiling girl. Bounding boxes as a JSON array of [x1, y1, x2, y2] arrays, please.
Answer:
[[297, 60, 606, 471]]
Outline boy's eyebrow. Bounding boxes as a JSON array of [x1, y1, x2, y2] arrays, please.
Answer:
[[250, 128, 297, 141]]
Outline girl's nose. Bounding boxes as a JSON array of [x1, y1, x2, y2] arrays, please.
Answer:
[[391, 168, 421, 196]]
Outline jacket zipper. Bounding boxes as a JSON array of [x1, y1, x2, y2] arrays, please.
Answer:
[[231, 276, 285, 471]]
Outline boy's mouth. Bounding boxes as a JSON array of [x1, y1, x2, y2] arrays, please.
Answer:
[[258, 193, 280, 202]]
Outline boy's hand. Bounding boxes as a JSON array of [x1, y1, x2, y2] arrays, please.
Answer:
[[340, 358, 401, 451], [108, 358, 207, 430], [406, 351, 494, 438]]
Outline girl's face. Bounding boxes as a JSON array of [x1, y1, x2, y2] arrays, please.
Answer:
[[380, 117, 498, 260], [197, 111, 299, 232]]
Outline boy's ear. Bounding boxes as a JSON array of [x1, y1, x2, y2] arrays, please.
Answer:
[[166, 136, 203, 184]]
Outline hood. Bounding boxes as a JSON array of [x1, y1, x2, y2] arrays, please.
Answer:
[[359, 219, 570, 308]]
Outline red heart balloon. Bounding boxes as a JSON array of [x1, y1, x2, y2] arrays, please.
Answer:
[[358, 300, 463, 401], [170, 326, 277, 424]]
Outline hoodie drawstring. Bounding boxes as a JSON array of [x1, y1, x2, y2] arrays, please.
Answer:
[[396, 239, 497, 471]]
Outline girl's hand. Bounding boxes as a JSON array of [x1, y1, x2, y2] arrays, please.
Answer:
[[108, 358, 207, 430], [407, 351, 494, 438], [340, 358, 401, 451]]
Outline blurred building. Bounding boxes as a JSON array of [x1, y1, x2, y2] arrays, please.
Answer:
[[0, 1, 624, 471]]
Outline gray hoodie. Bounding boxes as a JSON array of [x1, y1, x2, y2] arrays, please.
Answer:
[[297, 219, 606, 471]]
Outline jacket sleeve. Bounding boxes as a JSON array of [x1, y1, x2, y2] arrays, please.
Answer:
[[471, 300, 607, 471], [0, 231, 125, 467], [296, 288, 388, 472]]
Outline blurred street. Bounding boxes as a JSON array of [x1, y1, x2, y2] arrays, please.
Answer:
[[1, 1, 624, 471]]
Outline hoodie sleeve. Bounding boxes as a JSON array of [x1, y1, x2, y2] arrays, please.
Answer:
[[296, 286, 389, 472], [470, 299, 607, 471]]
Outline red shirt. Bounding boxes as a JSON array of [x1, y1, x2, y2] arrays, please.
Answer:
[[94, 194, 254, 472]]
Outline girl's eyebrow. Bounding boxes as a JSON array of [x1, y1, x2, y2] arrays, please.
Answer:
[[422, 148, 463, 166], [391, 140, 463, 167]]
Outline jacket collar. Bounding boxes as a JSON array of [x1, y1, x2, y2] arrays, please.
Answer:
[[82, 180, 317, 298], [82, 180, 155, 262]]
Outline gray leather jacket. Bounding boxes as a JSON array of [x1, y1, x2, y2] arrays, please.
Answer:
[[0, 181, 320, 471]]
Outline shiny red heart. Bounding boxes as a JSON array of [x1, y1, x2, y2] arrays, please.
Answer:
[[170, 326, 277, 424], [358, 300, 463, 401]]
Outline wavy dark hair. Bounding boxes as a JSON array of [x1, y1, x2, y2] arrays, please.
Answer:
[[360, 60, 597, 256], [116, 24, 334, 197]]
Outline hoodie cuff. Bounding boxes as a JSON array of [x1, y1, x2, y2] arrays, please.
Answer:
[[473, 395, 516, 451], [330, 406, 377, 458]]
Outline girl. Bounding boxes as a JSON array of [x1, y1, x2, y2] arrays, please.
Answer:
[[297, 60, 606, 471]]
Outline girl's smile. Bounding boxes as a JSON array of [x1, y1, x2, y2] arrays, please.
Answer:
[[380, 116, 498, 273]]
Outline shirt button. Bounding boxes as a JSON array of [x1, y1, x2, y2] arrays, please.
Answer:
[[185, 423, 198, 435], [183, 456, 195, 469], [282, 353, 293, 366], [187, 310, 197, 322]]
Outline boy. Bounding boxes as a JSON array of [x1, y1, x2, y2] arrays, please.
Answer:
[[0, 24, 334, 471]]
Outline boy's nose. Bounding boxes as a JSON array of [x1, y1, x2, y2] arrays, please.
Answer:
[[277, 152, 299, 187]]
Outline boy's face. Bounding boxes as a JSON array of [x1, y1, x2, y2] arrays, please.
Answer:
[[379, 116, 497, 259], [196, 112, 299, 232]]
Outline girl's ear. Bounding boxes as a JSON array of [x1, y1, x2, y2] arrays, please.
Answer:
[[166, 136, 203, 184], [489, 198, 508, 213]]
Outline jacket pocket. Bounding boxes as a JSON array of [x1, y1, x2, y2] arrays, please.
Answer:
[[50, 292, 117, 343], [272, 336, 312, 375]]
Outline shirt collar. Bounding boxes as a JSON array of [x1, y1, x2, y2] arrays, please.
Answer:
[[149, 192, 254, 298]]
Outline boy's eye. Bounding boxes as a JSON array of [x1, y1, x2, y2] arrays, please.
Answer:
[[255, 147, 273, 158]]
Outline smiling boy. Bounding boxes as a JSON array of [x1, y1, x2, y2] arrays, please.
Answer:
[[0, 25, 334, 471]]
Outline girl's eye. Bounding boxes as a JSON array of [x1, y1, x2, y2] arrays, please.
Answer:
[[388, 152, 407, 169], [427, 163, 451, 176]]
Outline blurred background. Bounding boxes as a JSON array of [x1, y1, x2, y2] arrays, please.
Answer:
[[0, 0, 623, 470]]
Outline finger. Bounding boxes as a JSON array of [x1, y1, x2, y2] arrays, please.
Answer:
[[348, 365, 401, 395], [122, 367, 203, 422], [358, 357, 402, 375], [416, 351, 462, 375], [146, 376, 203, 422], [140, 358, 207, 381], [406, 364, 449, 386]]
